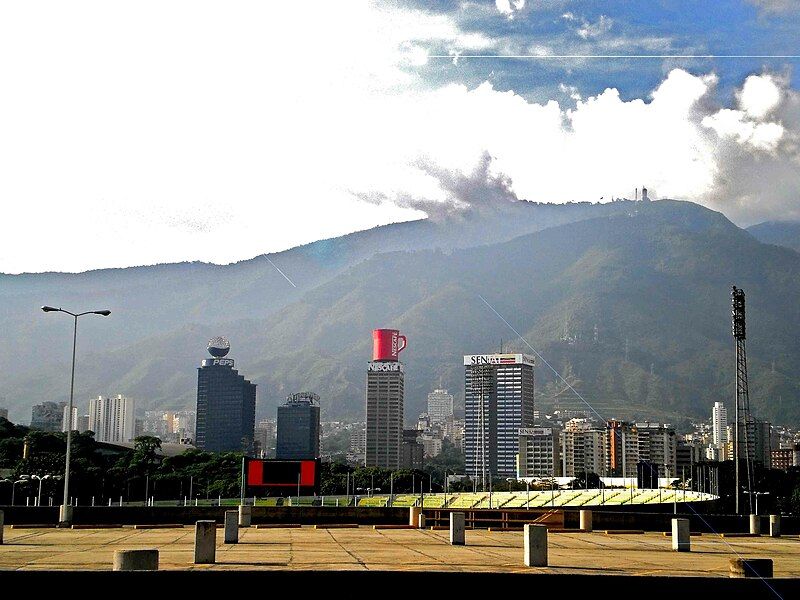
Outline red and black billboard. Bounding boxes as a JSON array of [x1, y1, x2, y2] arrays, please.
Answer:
[[245, 458, 320, 495]]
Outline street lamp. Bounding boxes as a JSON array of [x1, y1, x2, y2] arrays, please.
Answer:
[[41, 305, 111, 524]]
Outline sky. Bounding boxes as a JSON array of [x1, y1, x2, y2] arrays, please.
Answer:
[[1, 0, 800, 273]]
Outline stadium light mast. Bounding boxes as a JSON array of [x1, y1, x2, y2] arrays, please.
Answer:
[[731, 287, 753, 515]]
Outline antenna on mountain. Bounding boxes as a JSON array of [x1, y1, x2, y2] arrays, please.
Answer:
[[635, 187, 638, 201], [500, 338, 503, 353]]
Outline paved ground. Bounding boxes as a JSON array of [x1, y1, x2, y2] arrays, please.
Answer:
[[1, 526, 798, 576]]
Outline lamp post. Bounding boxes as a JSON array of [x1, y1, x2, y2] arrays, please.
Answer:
[[41, 305, 111, 525]]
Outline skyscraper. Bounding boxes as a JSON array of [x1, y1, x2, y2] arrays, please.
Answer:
[[62, 405, 78, 432], [464, 353, 535, 483], [427, 388, 454, 424], [88, 395, 135, 443], [195, 337, 256, 453], [276, 392, 321, 460], [365, 328, 407, 469], [712, 401, 728, 451], [31, 401, 66, 432]]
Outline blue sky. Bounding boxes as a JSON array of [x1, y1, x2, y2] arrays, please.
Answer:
[[406, 0, 800, 101]]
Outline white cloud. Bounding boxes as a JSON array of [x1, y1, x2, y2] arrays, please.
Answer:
[[738, 73, 783, 119], [577, 15, 613, 39], [496, 0, 525, 19], [748, 0, 796, 13], [1, 2, 799, 273]]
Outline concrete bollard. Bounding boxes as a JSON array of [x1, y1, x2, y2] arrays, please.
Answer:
[[194, 520, 217, 564], [730, 558, 773, 578], [409, 506, 421, 527], [524, 524, 548, 567], [450, 512, 465, 545], [58, 504, 73, 525], [224, 511, 239, 544], [113, 549, 159, 571], [0, 510, 3, 545], [579, 510, 592, 532], [769, 514, 781, 538], [238, 504, 252, 527], [417, 514, 426, 529], [749, 514, 761, 535], [671, 518, 690, 552]]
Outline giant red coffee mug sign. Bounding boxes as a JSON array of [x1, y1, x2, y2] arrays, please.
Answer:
[[372, 328, 407, 361]]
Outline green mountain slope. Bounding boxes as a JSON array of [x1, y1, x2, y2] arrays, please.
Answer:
[[8, 200, 796, 428]]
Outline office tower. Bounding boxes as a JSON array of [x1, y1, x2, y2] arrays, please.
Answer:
[[427, 388, 454, 424], [401, 429, 424, 469], [464, 353, 535, 483], [77, 414, 90, 433], [88, 395, 136, 443], [738, 417, 772, 468], [606, 420, 639, 477], [276, 392, 321, 460], [254, 418, 277, 458], [635, 422, 677, 478], [31, 401, 66, 432], [348, 427, 367, 463], [712, 401, 728, 453], [195, 337, 256, 453], [365, 329, 407, 468], [62, 405, 78, 432], [518, 427, 560, 478], [561, 418, 606, 478]]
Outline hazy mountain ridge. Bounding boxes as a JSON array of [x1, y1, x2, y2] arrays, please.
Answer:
[[3, 200, 799, 429], [747, 221, 800, 253]]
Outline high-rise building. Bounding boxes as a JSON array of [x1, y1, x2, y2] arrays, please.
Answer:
[[62, 405, 78, 432], [518, 427, 561, 478], [254, 418, 277, 458], [88, 395, 136, 443], [737, 417, 772, 468], [31, 401, 66, 432], [771, 445, 800, 471], [464, 353, 535, 481], [348, 427, 367, 463], [276, 392, 321, 460], [427, 388, 454, 424], [77, 414, 90, 433], [606, 420, 638, 477], [635, 422, 677, 478], [561, 418, 606, 478], [0, 407, 8, 420], [712, 401, 728, 457], [195, 337, 256, 453], [401, 428, 424, 469], [365, 329, 407, 469]]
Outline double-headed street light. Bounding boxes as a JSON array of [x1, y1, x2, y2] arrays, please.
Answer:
[[41, 306, 111, 524]]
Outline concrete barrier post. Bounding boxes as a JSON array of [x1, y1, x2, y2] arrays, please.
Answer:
[[418, 513, 426, 529], [579, 510, 592, 532], [194, 520, 217, 564], [0, 510, 3, 545], [769, 514, 781, 538], [224, 510, 239, 544], [730, 558, 773, 578], [238, 504, 252, 527], [671, 518, 690, 552], [113, 549, 159, 571], [523, 524, 548, 567], [409, 506, 421, 527], [450, 512, 465, 545], [749, 514, 761, 535], [58, 504, 73, 525]]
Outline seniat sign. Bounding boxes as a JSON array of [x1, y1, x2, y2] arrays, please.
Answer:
[[463, 353, 535, 367]]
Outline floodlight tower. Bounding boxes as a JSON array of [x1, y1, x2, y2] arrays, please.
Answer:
[[731, 286, 754, 514]]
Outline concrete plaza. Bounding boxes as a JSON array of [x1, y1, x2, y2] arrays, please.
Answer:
[[1, 526, 799, 577]]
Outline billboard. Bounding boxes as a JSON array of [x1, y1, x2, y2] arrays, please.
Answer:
[[245, 458, 320, 494], [463, 353, 535, 367], [372, 328, 407, 361]]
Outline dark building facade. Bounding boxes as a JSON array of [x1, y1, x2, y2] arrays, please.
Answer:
[[195, 340, 256, 453], [401, 428, 424, 470], [31, 401, 66, 432], [276, 392, 320, 460]]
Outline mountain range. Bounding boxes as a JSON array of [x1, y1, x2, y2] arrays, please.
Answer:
[[2, 199, 799, 430]]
